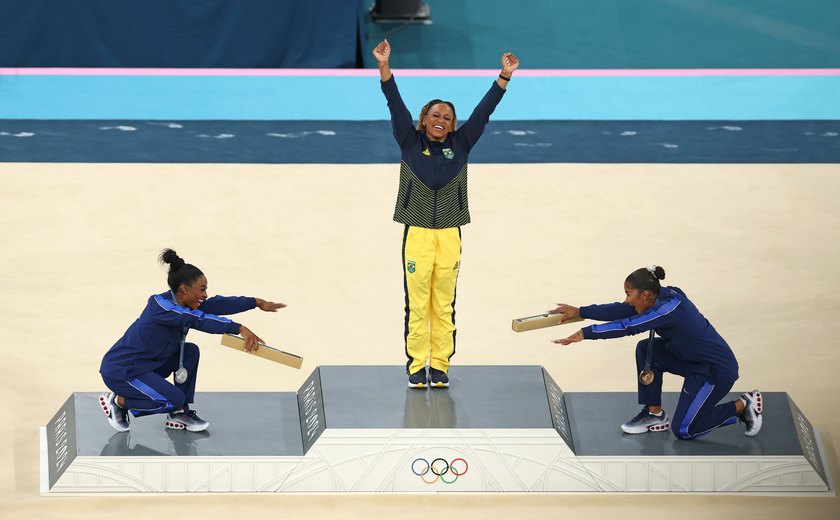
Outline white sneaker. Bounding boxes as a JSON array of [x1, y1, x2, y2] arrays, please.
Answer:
[[621, 406, 670, 434], [99, 392, 130, 432], [741, 390, 763, 437], [165, 409, 210, 432]]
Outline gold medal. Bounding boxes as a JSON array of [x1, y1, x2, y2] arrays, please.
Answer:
[[639, 369, 654, 386]]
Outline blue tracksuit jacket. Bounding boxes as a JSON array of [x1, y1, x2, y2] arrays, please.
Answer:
[[99, 291, 255, 380], [580, 286, 739, 382]]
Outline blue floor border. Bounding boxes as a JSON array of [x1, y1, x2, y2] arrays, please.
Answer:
[[1, 120, 838, 163]]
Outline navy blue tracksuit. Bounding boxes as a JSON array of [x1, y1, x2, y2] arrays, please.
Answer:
[[580, 286, 740, 439], [100, 291, 254, 417]]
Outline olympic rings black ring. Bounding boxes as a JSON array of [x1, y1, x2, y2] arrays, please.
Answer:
[[411, 457, 469, 485], [430, 458, 449, 476]]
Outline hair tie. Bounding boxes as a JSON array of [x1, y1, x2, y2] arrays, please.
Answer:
[[646, 265, 658, 277]]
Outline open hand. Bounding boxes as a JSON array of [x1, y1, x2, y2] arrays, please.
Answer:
[[552, 329, 584, 346], [256, 298, 286, 312]]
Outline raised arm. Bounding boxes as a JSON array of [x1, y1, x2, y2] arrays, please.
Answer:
[[456, 51, 521, 150], [373, 39, 415, 146], [372, 39, 392, 82]]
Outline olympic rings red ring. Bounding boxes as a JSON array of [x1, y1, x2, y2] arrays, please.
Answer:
[[411, 457, 468, 484], [450, 457, 469, 476]]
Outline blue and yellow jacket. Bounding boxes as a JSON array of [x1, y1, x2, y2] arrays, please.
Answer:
[[580, 286, 739, 382], [100, 291, 255, 380], [381, 75, 505, 228]]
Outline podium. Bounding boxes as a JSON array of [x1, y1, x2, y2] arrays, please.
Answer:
[[42, 365, 833, 494]]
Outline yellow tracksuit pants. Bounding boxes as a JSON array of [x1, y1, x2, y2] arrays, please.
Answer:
[[402, 225, 461, 375]]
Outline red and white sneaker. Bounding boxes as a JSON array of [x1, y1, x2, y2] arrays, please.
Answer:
[[165, 409, 210, 432], [621, 406, 671, 434], [99, 392, 130, 432], [741, 390, 763, 437]]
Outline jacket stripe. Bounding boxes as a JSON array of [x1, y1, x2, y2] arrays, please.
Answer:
[[153, 294, 232, 324], [678, 381, 714, 438], [128, 377, 176, 414], [591, 297, 681, 335]]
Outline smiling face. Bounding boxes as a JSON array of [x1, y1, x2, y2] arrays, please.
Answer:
[[624, 281, 656, 314], [422, 103, 455, 142], [177, 275, 208, 310]]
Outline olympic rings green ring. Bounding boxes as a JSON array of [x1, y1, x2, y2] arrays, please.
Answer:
[[439, 470, 459, 484]]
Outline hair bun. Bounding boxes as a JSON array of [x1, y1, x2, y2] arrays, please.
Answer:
[[159, 248, 185, 271]]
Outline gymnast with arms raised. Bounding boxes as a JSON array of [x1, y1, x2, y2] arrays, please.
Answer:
[[373, 38, 519, 389]]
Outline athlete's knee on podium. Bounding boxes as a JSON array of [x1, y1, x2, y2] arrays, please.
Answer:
[[672, 427, 694, 441]]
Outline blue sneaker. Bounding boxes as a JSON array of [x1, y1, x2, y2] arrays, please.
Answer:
[[429, 367, 449, 388], [99, 392, 130, 432], [165, 408, 210, 432], [621, 406, 670, 434], [740, 390, 763, 437], [408, 367, 428, 389]]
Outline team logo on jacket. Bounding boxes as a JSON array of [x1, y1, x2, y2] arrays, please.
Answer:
[[407, 260, 416, 273], [442, 148, 454, 159], [422, 147, 431, 156]]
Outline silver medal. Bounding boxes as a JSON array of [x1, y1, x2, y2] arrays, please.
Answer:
[[174, 367, 188, 384]]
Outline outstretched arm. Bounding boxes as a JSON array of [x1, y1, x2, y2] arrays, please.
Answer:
[[496, 52, 520, 90], [372, 39, 392, 82]]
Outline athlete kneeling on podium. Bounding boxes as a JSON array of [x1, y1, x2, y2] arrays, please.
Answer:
[[551, 266, 763, 439], [98, 249, 285, 433]]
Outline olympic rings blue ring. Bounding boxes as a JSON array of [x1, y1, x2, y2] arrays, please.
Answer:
[[411, 457, 430, 476]]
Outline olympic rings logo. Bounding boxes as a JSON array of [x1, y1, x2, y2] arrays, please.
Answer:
[[411, 457, 469, 484]]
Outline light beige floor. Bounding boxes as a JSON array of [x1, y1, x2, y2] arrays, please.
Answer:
[[1, 163, 839, 519]]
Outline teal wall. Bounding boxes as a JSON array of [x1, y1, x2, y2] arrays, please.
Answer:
[[365, 0, 840, 69]]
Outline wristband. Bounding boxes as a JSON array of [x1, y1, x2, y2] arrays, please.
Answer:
[[499, 73, 511, 81]]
